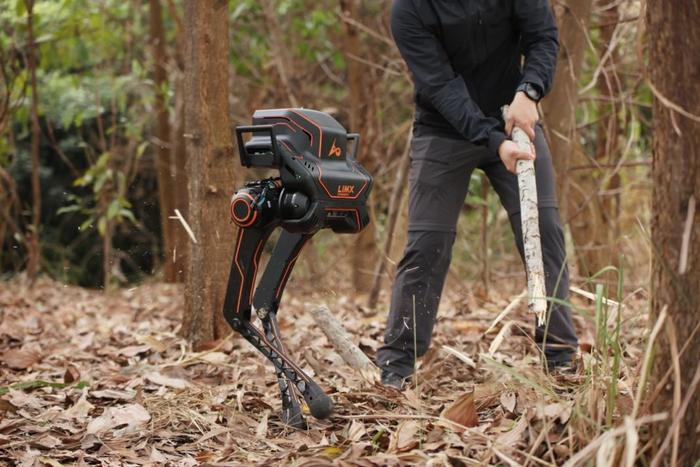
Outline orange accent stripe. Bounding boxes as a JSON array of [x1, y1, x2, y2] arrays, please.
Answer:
[[289, 110, 322, 157], [271, 110, 369, 200], [231, 198, 251, 222], [275, 238, 308, 298], [231, 192, 258, 228], [263, 116, 315, 152], [249, 237, 266, 304], [233, 227, 246, 315]]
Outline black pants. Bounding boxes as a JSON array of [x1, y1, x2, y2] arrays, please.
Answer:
[[377, 126, 579, 378]]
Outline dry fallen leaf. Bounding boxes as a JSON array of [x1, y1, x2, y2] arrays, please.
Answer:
[[198, 351, 229, 365], [495, 414, 528, 448], [137, 334, 177, 353], [500, 391, 517, 414], [144, 371, 192, 389], [347, 420, 366, 442], [255, 410, 269, 438], [63, 365, 80, 384], [536, 402, 573, 424], [86, 403, 150, 435], [62, 392, 94, 421], [117, 345, 151, 357], [90, 389, 136, 401], [390, 420, 420, 453], [2, 349, 41, 370], [440, 391, 479, 431]]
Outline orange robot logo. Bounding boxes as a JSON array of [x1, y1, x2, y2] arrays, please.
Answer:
[[328, 139, 342, 158]]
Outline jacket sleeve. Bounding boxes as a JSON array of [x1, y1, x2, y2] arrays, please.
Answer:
[[391, 0, 507, 154], [515, 0, 559, 96]]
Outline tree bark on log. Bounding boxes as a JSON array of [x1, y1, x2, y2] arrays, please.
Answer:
[[310, 305, 379, 382], [180, 0, 236, 345], [504, 107, 547, 325], [647, 0, 700, 462]]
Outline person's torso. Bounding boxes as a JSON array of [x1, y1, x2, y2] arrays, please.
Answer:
[[411, 0, 522, 125]]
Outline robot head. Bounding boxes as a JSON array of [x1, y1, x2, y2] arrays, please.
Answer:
[[233, 109, 373, 235]]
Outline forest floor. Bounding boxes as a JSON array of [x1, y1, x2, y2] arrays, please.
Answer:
[[0, 275, 651, 466]]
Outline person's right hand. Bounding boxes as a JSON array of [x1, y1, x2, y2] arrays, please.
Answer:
[[498, 140, 536, 174]]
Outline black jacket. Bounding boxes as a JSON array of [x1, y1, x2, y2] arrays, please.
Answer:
[[391, 0, 559, 154]]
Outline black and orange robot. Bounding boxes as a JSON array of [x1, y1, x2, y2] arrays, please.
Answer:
[[224, 109, 372, 428]]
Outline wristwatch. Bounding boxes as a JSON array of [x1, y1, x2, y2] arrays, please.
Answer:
[[516, 82, 542, 103]]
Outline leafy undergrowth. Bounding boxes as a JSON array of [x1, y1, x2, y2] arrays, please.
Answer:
[[0, 276, 652, 466]]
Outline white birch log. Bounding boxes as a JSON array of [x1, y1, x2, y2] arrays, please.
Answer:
[[310, 305, 380, 383], [502, 107, 547, 326]]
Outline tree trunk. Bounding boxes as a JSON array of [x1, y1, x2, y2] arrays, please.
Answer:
[[172, 69, 189, 283], [25, 0, 41, 282], [165, 0, 189, 283], [180, 0, 235, 346], [594, 2, 622, 245], [149, 0, 177, 282], [648, 0, 700, 463], [339, 0, 377, 292], [542, 0, 612, 281], [261, 0, 299, 107]]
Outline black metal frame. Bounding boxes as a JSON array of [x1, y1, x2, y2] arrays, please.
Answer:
[[222, 226, 331, 428], [222, 108, 372, 428]]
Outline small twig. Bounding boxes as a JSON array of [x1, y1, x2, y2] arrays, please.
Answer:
[[570, 286, 624, 310], [678, 195, 695, 274], [170, 208, 197, 244], [484, 290, 526, 336], [441, 345, 477, 369]]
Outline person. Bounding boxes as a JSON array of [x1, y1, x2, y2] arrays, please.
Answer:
[[378, 0, 579, 389]]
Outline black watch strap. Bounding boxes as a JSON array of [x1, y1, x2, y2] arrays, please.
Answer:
[[517, 82, 542, 103]]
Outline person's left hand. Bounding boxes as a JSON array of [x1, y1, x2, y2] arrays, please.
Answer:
[[505, 91, 539, 141]]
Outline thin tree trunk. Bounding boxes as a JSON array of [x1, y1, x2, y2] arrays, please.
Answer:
[[173, 70, 189, 283], [25, 0, 41, 281], [590, 1, 623, 281], [165, 0, 189, 283], [339, 0, 377, 292], [542, 0, 611, 281], [260, 0, 299, 107], [479, 175, 490, 296], [181, 0, 235, 346], [149, 0, 177, 282], [648, 0, 700, 462]]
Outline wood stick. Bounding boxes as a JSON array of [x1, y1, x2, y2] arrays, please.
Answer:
[[310, 305, 379, 383], [503, 107, 547, 325]]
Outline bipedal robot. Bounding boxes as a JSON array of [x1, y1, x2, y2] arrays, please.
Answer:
[[223, 109, 373, 428]]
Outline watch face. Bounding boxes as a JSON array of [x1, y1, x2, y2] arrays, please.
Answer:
[[527, 86, 540, 102]]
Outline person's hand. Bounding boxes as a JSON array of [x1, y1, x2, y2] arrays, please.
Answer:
[[498, 140, 536, 174], [505, 91, 539, 141]]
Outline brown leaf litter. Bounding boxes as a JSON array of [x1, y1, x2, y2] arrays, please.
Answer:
[[0, 276, 651, 465]]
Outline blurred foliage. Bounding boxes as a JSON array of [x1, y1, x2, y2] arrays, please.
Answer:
[[0, 0, 652, 289]]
